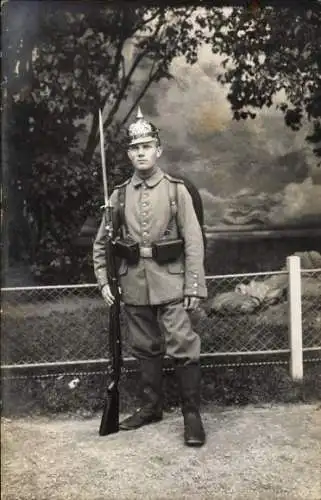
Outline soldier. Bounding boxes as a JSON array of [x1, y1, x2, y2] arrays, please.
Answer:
[[93, 108, 207, 446]]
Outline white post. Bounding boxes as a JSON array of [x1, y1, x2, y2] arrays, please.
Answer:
[[287, 255, 303, 381]]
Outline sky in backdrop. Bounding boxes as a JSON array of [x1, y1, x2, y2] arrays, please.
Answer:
[[81, 9, 321, 230]]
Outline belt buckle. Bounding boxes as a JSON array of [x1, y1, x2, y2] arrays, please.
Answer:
[[140, 246, 152, 258]]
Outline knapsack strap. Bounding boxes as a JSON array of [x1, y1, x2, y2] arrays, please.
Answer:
[[118, 185, 128, 237], [169, 179, 178, 220], [163, 179, 180, 238]]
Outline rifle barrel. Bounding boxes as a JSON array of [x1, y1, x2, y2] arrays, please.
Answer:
[[98, 109, 122, 437]]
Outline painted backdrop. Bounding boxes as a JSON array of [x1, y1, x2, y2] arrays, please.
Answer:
[[90, 44, 321, 234]]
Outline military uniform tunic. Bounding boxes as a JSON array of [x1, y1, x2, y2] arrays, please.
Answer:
[[93, 167, 207, 305], [93, 166, 207, 362]]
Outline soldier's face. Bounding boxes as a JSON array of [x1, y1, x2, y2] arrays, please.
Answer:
[[127, 140, 162, 172]]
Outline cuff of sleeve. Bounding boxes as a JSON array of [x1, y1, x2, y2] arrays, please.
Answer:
[[184, 287, 207, 298], [184, 274, 207, 298], [95, 268, 108, 291]]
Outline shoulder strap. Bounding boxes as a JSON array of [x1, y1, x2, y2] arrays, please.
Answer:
[[168, 179, 178, 220], [118, 185, 126, 224], [116, 182, 129, 236], [164, 175, 182, 238], [164, 173, 184, 218]]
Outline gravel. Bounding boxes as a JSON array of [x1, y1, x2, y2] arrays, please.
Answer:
[[2, 403, 321, 500]]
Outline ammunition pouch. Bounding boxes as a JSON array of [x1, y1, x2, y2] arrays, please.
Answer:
[[113, 237, 140, 266], [113, 236, 184, 266], [151, 238, 184, 265]]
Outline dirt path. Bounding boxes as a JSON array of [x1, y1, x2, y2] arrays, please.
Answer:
[[2, 404, 321, 500]]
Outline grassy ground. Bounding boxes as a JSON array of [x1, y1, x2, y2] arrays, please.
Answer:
[[2, 363, 321, 417]]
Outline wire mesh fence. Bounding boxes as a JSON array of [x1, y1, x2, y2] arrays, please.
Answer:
[[301, 269, 321, 349], [199, 271, 289, 354], [2, 268, 320, 371], [1, 285, 125, 365]]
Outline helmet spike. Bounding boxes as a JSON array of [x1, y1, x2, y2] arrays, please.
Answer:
[[136, 106, 144, 120]]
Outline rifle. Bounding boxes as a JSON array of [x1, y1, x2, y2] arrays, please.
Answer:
[[98, 108, 122, 436]]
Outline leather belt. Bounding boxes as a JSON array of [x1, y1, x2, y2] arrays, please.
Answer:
[[140, 246, 153, 258]]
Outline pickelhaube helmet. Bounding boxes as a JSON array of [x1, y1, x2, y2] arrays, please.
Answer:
[[127, 107, 160, 146]]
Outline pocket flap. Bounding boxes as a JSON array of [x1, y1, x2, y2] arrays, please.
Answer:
[[167, 260, 184, 274]]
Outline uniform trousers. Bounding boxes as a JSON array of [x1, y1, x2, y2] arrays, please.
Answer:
[[123, 300, 201, 364]]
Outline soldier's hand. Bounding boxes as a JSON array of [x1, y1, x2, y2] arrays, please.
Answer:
[[184, 296, 200, 311], [101, 284, 115, 306]]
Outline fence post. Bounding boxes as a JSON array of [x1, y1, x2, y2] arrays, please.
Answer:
[[287, 255, 303, 381]]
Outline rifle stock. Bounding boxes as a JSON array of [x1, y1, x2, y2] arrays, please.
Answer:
[[99, 240, 122, 436], [98, 109, 122, 436], [99, 381, 119, 435]]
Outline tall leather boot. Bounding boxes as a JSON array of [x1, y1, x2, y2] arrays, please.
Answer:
[[119, 357, 163, 430], [176, 362, 206, 447]]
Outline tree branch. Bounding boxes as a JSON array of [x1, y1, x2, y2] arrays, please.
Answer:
[[105, 10, 127, 95], [121, 54, 126, 85], [101, 12, 165, 133], [116, 7, 194, 128], [83, 11, 127, 161], [117, 59, 159, 130], [131, 7, 164, 32]]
